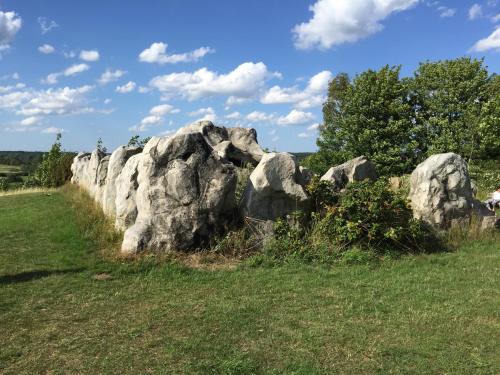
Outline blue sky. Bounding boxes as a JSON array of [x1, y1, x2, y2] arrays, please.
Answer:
[[0, 0, 498, 152]]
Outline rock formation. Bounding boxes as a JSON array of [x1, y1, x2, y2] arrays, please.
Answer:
[[121, 132, 237, 254], [321, 156, 378, 190], [408, 153, 474, 228], [241, 152, 310, 221]]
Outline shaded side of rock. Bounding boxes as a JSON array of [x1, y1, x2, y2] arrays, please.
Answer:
[[241, 152, 310, 221], [114, 154, 141, 231]]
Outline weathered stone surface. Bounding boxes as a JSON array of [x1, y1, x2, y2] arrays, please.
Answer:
[[121, 132, 237, 254], [86, 149, 106, 197], [241, 152, 310, 221], [70, 152, 91, 185], [227, 127, 264, 165], [321, 156, 378, 190], [409, 153, 474, 228], [480, 216, 500, 231], [102, 146, 142, 217], [114, 154, 141, 231], [94, 155, 110, 204], [176, 121, 263, 166]]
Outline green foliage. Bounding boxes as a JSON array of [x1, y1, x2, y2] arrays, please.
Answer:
[[0, 177, 8, 191], [315, 58, 498, 177], [305, 175, 338, 210], [29, 133, 75, 188], [318, 66, 421, 176], [312, 180, 437, 254], [96, 137, 107, 154], [411, 57, 492, 160], [127, 135, 151, 148], [469, 158, 500, 200]]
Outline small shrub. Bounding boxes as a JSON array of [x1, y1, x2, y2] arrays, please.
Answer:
[[0, 177, 8, 191], [311, 179, 439, 254]]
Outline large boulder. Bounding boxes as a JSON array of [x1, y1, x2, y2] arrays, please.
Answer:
[[409, 153, 474, 228], [86, 149, 106, 197], [321, 156, 378, 190], [102, 146, 142, 217], [70, 152, 91, 185], [176, 121, 263, 166], [94, 155, 110, 204], [115, 154, 141, 231], [241, 152, 310, 221], [121, 132, 237, 254]]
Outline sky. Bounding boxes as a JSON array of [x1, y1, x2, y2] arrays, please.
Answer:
[[0, 0, 498, 153]]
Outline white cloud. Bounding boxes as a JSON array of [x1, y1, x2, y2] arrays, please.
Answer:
[[277, 109, 315, 126], [437, 6, 456, 18], [63, 50, 77, 59], [246, 111, 276, 123], [42, 127, 65, 134], [139, 42, 214, 64], [79, 49, 100, 62], [150, 104, 177, 116], [469, 4, 483, 20], [115, 81, 136, 94], [20, 116, 40, 126], [307, 123, 320, 131], [225, 111, 241, 119], [98, 69, 126, 85], [0, 11, 22, 53], [104, 98, 112, 105], [292, 0, 418, 50], [0, 72, 19, 81], [150, 62, 279, 101], [470, 27, 500, 52], [298, 132, 313, 138], [133, 103, 179, 131], [42, 63, 90, 84], [37, 17, 58, 34], [189, 107, 217, 122], [38, 44, 55, 54], [0, 82, 25, 94], [491, 13, 500, 22], [261, 70, 332, 109]]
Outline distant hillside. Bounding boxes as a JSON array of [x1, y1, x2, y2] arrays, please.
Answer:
[[290, 152, 313, 163]]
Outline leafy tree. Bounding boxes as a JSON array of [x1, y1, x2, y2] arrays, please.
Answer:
[[0, 177, 8, 191], [317, 66, 422, 176], [476, 74, 500, 158], [410, 57, 491, 161], [29, 133, 75, 188], [127, 135, 151, 148], [96, 137, 107, 154]]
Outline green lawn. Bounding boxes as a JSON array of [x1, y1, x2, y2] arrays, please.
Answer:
[[0, 192, 499, 374], [0, 164, 21, 174]]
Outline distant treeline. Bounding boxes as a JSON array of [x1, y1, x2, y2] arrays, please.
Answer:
[[0, 151, 44, 167]]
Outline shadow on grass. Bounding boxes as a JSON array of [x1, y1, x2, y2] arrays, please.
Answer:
[[0, 268, 85, 285]]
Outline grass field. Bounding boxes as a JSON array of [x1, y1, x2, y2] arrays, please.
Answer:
[[0, 164, 21, 174], [0, 190, 499, 374]]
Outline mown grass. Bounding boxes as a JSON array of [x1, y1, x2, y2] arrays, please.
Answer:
[[0, 190, 499, 374]]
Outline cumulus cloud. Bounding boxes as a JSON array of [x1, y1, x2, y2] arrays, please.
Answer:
[[132, 103, 179, 131], [20, 116, 40, 126], [225, 111, 241, 119], [468, 4, 483, 20], [79, 49, 100, 62], [38, 44, 55, 54], [261, 70, 332, 109], [276, 109, 315, 126], [492, 13, 500, 22], [189, 107, 217, 122], [149, 62, 279, 101], [0, 84, 94, 128], [245, 111, 276, 123], [0, 11, 22, 54], [98, 69, 126, 85], [470, 27, 500, 52], [42, 63, 90, 85], [292, 0, 418, 50], [37, 17, 58, 34], [115, 81, 136, 94], [139, 42, 214, 64]]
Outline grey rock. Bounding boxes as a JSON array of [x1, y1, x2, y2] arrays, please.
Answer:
[[227, 127, 264, 165], [241, 152, 310, 221], [321, 156, 378, 190], [102, 146, 142, 217], [114, 154, 141, 231], [409, 153, 474, 228], [70, 152, 91, 185], [94, 155, 110, 204], [121, 132, 237, 255]]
